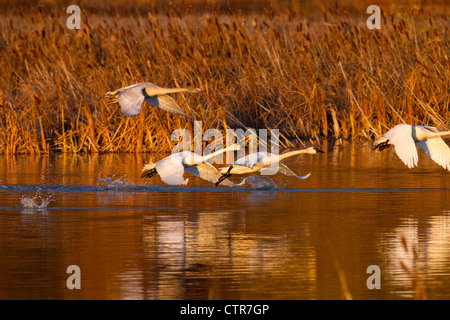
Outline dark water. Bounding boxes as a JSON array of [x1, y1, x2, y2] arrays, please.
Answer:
[[0, 142, 449, 300]]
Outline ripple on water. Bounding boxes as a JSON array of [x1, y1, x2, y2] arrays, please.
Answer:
[[97, 175, 143, 190], [20, 194, 53, 209], [245, 175, 278, 190]]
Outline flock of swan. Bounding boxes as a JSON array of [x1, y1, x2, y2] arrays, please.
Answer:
[[103, 82, 450, 187]]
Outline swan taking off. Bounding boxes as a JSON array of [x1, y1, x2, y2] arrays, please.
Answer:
[[103, 82, 204, 118], [142, 162, 245, 187], [373, 124, 450, 171], [141, 144, 242, 186], [217, 147, 324, 183]]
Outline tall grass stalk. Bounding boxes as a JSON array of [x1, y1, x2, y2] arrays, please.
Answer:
[[0, 2, 448, 153]]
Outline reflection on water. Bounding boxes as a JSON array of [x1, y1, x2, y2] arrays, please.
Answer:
[[0, 141, 449, 299], [381, 214, 450, 299]]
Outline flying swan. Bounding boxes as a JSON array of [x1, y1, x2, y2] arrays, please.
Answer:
[[373, 124, 450, 171], [103, 82, 204, 118]]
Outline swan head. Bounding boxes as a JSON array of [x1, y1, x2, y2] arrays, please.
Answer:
[[307, 146, 325, 154], [187, 86, 205, 93], [373, 138, 390, 151]]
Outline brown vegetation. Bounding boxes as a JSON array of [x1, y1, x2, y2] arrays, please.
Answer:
[[0, 0, 448, 153]]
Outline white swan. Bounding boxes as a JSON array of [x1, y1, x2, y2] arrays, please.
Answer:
[[141, 144, 242, 186], [218, 147, 324, 179], [142, 162, 245, 187], [103, 82, 204, 117], [373, 124, 450, 171]]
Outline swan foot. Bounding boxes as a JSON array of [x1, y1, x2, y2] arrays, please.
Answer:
[[374, 140, 390, 151], [141, 168, 157, 179], [215, 165, 233, 187]]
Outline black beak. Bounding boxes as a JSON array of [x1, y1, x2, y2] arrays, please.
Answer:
[[314, 147, 325, 153], [141, 168, 157, 179]]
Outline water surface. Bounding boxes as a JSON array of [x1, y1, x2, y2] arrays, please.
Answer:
[[0, 142, 449, 299]]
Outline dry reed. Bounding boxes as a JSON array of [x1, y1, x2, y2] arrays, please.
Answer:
[[0, 1, 448, 154]]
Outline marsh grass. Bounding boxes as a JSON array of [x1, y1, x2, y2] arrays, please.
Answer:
[[0, 1, 448, 153]]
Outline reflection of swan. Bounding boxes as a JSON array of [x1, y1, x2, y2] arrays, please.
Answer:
[[373, 124, 450, 170], [141, 144, 241, 186], [217, 147, 324, 183], [103, 82, 204, 117]]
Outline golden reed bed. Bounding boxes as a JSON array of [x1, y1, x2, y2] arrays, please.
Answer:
[[0, 0, 448, 154]]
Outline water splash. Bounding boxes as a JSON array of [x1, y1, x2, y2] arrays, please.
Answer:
[[20, 194, 53, 209], [97, 175, 142, 190], [245, 175, 277, 190]]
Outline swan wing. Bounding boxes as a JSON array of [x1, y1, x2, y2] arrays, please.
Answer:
[[115, 82, 155, 92], [185, 163, 244, 187], [155, 155, 187, 185], [217, 153, 261, 174], [219, 165, 255, 175], [144, 94, 193, 118], [259, 163, 311, 179], [217, 153, 266, 175], [417, 137, 450, 171], [384, 124, 418, 169], [233, 152, 265, 167], [185, 163, 219, 183], [278, 163, 311, 179], [116, 83, 149, 117]]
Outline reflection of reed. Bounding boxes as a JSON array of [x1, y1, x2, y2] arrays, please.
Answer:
[[327, 239, 352, 300], [383, 214, 450, 299], [0, 153, 166, 187], [116, 269, 145, 300]]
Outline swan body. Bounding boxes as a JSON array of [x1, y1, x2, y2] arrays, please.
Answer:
[[373, 124, 450, 171], [219, 146, 324, 178], [103, 82, 204, 117], [141, 144, 242, 186], [185, 163, 246, 187]]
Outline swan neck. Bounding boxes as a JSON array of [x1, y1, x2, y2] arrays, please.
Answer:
[[145, 87, 188, 96], [158, 87, 188, 95], [416, 128, 450, 141], [278, 150, 304, 161], [431, 131, 450, 138], [199, 146, 235, 163]]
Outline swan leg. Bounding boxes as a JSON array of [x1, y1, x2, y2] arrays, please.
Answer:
[[141, 168, 157, 179], [215, 165, 233, 187]]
